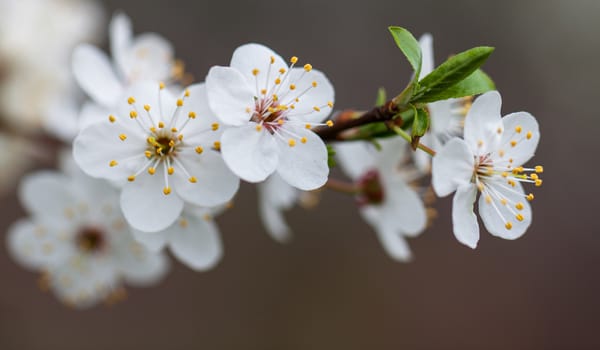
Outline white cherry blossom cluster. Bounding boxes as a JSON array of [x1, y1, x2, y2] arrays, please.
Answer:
[[4, 10, 544, 309]]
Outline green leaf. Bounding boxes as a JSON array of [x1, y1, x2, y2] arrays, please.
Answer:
[[374, 87, 387, 107], [413, 46, 494, 103], [413, 69, 495, 103], [388, 26, 422, 74], [326, 145, 336, 168], [411, 107, 429, 150]]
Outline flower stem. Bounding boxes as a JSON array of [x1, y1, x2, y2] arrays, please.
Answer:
[[325, 178, 360, 195], [389, 125, 437, 157]]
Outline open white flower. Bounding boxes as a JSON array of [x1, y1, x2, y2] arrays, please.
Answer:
[[206, 43, 335, 190], [414, 34, 472, 173], [336, 138, 427, 262], [132, 205, 224, 271], [257, 173, 299, 243], [7, 164, 169, 309], [73, 82, 240, 232], [432, 91, 542, 248]]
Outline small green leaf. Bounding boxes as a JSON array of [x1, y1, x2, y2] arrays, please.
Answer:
[[411, 107, 429, 150], [413, 69, 495, 103], [388, 26, 422, 74], [326, 145, 336, 168], [368, 138, 382, 151], [413, 46, 494, 103], [374, 87, 387, 107]]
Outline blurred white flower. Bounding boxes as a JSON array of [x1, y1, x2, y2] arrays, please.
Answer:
[[414, 34, 472, 173], [132, 205, 224, 271], [206, 43, 335, 190], [0, 0, 104, 133], [432, 91, 542, 248], [336, 138, 427, 262], [257, 173, 299, 243], [73, 82, 240, 232], [7, 156, 169, 309]]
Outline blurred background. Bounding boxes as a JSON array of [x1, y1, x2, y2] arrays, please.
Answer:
[[0, 0, 598, 348]]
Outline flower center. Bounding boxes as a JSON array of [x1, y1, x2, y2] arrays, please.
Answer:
[[75, 227, 105, 254], [356, 169, 385, 205]]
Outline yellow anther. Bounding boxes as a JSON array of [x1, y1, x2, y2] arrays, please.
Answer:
[[515, 125, 522, 133], [498, 149, 505, 157], [313, 106, 321, 112], [109, 160, 118, 167], [159, 82, 165, 90], [275, 78, 281, 85], [278, 68, 286, 74], [213, 141, 221, 150], [290, 56, 298, 64], [485, 195, 492, 204], [277, 119, 284, 125], [256, 124, 262, 132], [526, 131, 533, 139], [505, 222, 513, 230], [497, 127, 503, 134], [311, 81, 317, 87], [245, 107, 251, 113], [195, 146, 204, 154], [270, 56, 276, 64], [295, 98, 299, 102], [108, 115, 116, 123], [144, 104, 151, 112], [127, 175, 135, 182], [288, 139, 296, 147], [148, 167, 156, 175], [289, 84, 296, 90], [327, 101, 334, 108], [527, 193, 535, 201], [326, 120, 334, 127], [261, 89, 267, 95], [535, 179, 543, 187], [477, 140, 484, 147], [184, 89, 190, 97], [535, 165, 544, 173], [127, 97, 136, 105], [477, 183, 484, 191], [301, 137, 307, 144], [508, 179, 516, 187], [171, 127, 178, 133], [168, 140, 175, 147], [500, 198, 508, 206], [119, 134, 127, 141], [515, 202, 524, 210], [158, 121, 165, 128], [163, 187, 171, 195], [530, 173, 539, 180], [187, 111, 196, 119], [144, 150, 152, 158], [178, 134, 184, 141], [509, 158, 514, 163], [305, 123, 312, 129], [211, 123, 219, 131], [268, 107, 275, 113], [150, 127, 157, 132], [167, 167, 174, 175], [304, 63, 313, 72], [290, 104, 296, 109], [510, 140, 517, 147], [130, 110, 138, 119], [189, 176, 197, 183], [516, 214, 524, 222], [177, 99, 184, 107], [252, 68, 260, 76], [501, 172, 508, 178]]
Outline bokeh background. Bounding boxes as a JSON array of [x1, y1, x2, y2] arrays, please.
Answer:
[[1, 0, 598, 349]]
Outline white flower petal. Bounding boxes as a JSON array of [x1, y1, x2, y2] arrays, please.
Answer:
[[119, 242, 170, 286], [380, 175, 427, 237], [109, 11, 132, 77], [431, 138, 474, 197], [131, 229, 168, 252], [72, 44, 123, 107], [206, 66, 255, 126], [79, 102, 110, 132], [44, 95, 80, 142], [120, 167, 184, 232], [452, 184, 480, 249], [364, 212, 412, 262], [221, 124, 279, 183], [282, 68, 335, 124], [463, 90, 503, 154], [175, 83, 218, 134], [19, 171, 75, 218], [173, 150, 240, 207], [413, 132, 433, 173], [168, 215, 223, 271], [419, 33, 434, 76], [230, 43, 287, 86], [334, 141, 378, 180], [479, 181, 531, 240], [495, 112, 540, 166], [276, 126, 329, 190], [257, 174, 298, 243], [119, 33, 174, 82]]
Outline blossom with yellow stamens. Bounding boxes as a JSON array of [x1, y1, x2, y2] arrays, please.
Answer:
[[432, 91, 542, 248], [206, 43, 335, 190], [73, 82, 240, 232]]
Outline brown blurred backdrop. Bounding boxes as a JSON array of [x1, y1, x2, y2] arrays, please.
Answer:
[[1, 0, 599, 349]]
